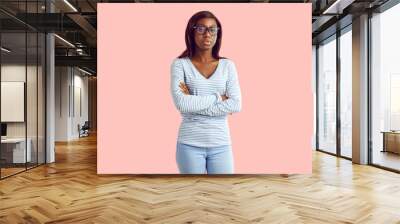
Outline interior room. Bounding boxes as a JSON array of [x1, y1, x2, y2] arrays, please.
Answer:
[[0, 0, 399, 223]]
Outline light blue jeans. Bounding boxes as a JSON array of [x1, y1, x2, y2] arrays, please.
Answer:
[[176, 142, 234, 174]]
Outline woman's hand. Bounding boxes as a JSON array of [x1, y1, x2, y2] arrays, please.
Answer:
[[179, 82, 232, 115], [180, 82, 229, 100], [179, 82, 190, 95]]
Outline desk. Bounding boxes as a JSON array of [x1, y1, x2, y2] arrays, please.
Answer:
[[1, 138, 31, 163], [381, 131, 400, 154]]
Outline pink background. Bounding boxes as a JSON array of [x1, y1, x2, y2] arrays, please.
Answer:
[[98, 3, 312, 174]]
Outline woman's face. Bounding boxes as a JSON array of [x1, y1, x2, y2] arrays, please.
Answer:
[[193, 18, 218, 52]]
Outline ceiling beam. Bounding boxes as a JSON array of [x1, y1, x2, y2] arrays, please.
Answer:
[[55, 55, 96, 68], [322, 0, 356, 14], [67, 13, 97, 47]]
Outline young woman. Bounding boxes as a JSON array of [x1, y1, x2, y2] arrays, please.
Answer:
[[170, 11, 242, 174]]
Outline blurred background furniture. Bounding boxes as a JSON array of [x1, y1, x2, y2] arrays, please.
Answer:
[[79, 121, 90, 138], [381, 131, 400, 154]]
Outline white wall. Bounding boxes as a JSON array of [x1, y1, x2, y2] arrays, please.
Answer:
[[55, 67, 89, 141], [1, 65, 40, 137], [1, 64, 46, 164], [55, 66, 70, 141], [1, 65, 26, 133], [72, 72, 89, 138]]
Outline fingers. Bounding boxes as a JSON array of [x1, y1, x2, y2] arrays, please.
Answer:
[[179, 83, 188, 92], [221, 95, 229, 101], [179, 82, 190, 95], [181, 84, 189, 90], [179, 82, 188, 90]]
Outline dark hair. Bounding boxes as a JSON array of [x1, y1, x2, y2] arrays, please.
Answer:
[[178, 11, 224, 59]]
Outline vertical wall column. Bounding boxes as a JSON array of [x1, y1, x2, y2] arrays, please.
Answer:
[[88, 77, 97, 132], [312, 45, 317, 150], [352, 14, 369, 164], [46, 0, 55, 163]]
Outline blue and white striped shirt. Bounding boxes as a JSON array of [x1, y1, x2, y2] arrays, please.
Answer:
[[170, 57, 242, 147]]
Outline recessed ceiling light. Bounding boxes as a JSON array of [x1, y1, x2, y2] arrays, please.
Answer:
[[322, 0, 355, 15], [54, 34, 75, 48], [78, 67, 93, 76], [63, 0, 78, 12], [1, 47, 11, 53]]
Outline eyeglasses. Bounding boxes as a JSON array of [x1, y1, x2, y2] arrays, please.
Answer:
[[193, 25, 219, 35]]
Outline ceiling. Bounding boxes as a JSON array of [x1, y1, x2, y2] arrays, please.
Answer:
[[0, 0, 394, 75]]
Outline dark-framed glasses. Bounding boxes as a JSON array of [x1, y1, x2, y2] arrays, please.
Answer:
[[193, 25, 219, 35]]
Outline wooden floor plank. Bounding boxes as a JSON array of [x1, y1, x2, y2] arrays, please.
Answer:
[[1, 134, 400, 223]]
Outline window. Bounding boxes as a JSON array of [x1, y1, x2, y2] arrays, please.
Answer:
[[371, 3, 400, 171], [317, 35, 337, 154], [339, 27, 352, 158]]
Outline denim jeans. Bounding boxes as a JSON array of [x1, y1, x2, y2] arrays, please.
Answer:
[[176, 142, 234, 174]]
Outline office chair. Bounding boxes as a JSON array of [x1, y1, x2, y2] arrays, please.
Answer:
[[79, 121, 90, 138]]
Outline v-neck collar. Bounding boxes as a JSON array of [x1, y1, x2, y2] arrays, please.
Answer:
[[187, 57, 221, 80]]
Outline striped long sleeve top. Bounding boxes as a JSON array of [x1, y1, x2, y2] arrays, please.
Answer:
[[170, 57, 242, 147]]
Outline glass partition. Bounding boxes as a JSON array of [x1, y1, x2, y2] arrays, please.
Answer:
[[27, 30, 38, 169], [38, 32, 45, 165], [371, 4, 400, 171], [339, 27, 352, 158], [317, 35, 337, 154], [1, 31, 28, 177], [0, 1, 46, 179]]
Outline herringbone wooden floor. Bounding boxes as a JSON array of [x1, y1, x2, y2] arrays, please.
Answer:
[[1, 134, 400, 224]]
